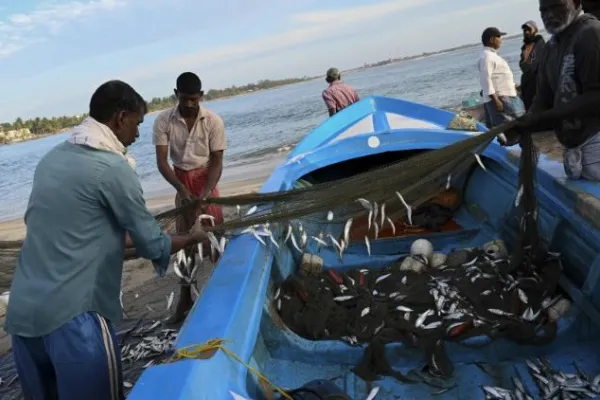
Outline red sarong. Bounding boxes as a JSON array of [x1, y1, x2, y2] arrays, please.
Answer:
[[174, 167, 224, 234]]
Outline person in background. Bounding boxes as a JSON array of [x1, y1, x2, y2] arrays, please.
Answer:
[[503, 0, 600, 182], [5, 80, 208, 400], [322, 67, 360, 117], [478, 27, 525, 127], [519, 20, 546, 110], [153, 72, 226, 324]]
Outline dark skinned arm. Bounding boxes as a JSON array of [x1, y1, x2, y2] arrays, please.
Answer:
[[155, 145, 188, 194]]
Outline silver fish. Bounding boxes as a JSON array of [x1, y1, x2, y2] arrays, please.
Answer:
[[356, 198, 372, 210], [284, 225, 293, 243], [374, 321, 385, 336], [365, 386, 380, 400], [236, 205, 241, 216], [481, 290, 492, 296], [515, 184, 524, 207], [119, 290, 125, 310], [372, 201, 379, 223], [367, 209, 373, 231], [416, 309, 434, 328], [361, 307, 370, 317], [333, 296, 355, 302], [380, 203, 386, 227], [198, 214, 216, 226], [312, 236, 328, 246], [423, 321, 442, 330], [300, 231, 308, 248], [365, 236, 371, 256], [166, 291, 174, 311], [446, 174, 452, 190], [404, 312, 411, 321], [197, 243, 204, 263], [289, 232, 302, 253], [386, 217, 396, 235], [246, 205, 257, 215], [488, 308, 512, 316], [343, 218, 353, 244], [517, 288, 528, 304], [463, 257, 478, 267], [396, 305, 413, 312], [389, 292, 401, 299], [274, 288, 281, 300], [375, 273, 391, 284], [474, 153, 488, 172], [373, 222, 379, 240], [401, 276, 408, 285], [326, 211, 334, 221], [395, 191, 413, 226]]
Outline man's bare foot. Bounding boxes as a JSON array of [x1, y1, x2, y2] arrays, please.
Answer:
[[166, 286, 193, 325]]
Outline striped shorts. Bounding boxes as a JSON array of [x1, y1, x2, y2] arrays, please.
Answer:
[[12, 312, 124, 400]]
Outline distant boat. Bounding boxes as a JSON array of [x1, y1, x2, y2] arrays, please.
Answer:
[[128, 96, 600, 399]]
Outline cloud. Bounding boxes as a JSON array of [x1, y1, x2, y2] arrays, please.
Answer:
[[0, 0, 126, 58], [123, 0, 441, 83]]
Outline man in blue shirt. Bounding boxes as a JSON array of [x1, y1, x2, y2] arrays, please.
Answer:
[[4, 80, 208, 400]]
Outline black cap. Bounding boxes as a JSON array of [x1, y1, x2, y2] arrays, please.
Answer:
[[481, 27, 507, 45]]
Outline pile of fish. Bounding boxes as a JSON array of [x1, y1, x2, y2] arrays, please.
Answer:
[[275, 239, 568, 379], [482, 358, 600, 400], [120, 321, 178, 370]]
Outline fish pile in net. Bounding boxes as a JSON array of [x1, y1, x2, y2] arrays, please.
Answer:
[[274, 241, 566, 385], [482, 358, 600, 399]]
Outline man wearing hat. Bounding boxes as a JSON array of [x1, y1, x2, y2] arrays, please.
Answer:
[[153, 72, 227, 323], [322, 67, 360, 117], [519, 21, 546, 110], [478, 27, 524, 127]]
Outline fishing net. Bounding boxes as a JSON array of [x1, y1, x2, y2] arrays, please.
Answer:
[[0, 123, 500, 265], [274, 245, 563, 385]]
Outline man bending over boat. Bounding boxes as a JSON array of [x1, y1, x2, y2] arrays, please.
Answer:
[[322, 67, 360, 117], [503, 0, 600, 182], [4, 80, 208, 400], [478, 27, 525, 127], [153, 72, 226, 323]]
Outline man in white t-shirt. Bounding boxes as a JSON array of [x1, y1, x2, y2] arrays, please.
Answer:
[[478, 27, 525, 127]]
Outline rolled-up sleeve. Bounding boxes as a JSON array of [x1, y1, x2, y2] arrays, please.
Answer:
[[208, 115, 227, 152], [479, 55, 495, 97], [98, 161, 172, 276], [152, 112, 170, 146]]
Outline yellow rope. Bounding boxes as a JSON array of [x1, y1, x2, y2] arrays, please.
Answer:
[[168, 339, 293, 400]]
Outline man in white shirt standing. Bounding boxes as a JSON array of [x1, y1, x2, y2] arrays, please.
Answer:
[[478, 27, 525, 127]]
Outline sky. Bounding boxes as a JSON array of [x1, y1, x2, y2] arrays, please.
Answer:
[[0, 0, 540, 122]]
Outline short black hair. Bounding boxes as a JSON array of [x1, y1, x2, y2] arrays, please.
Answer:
[[89, 80, 147, 123], [176, 72, 202, 94]]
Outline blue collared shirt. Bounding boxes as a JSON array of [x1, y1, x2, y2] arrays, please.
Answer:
[[5, 141, 172, 337]]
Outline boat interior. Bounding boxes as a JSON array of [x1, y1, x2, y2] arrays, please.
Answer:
[[129, 97, 600, 400]]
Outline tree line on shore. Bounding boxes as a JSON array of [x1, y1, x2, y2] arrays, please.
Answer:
[[0, 77, 310, 141]]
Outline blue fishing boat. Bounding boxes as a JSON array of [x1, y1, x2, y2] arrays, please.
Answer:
[[128, 96, 600, 399]]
